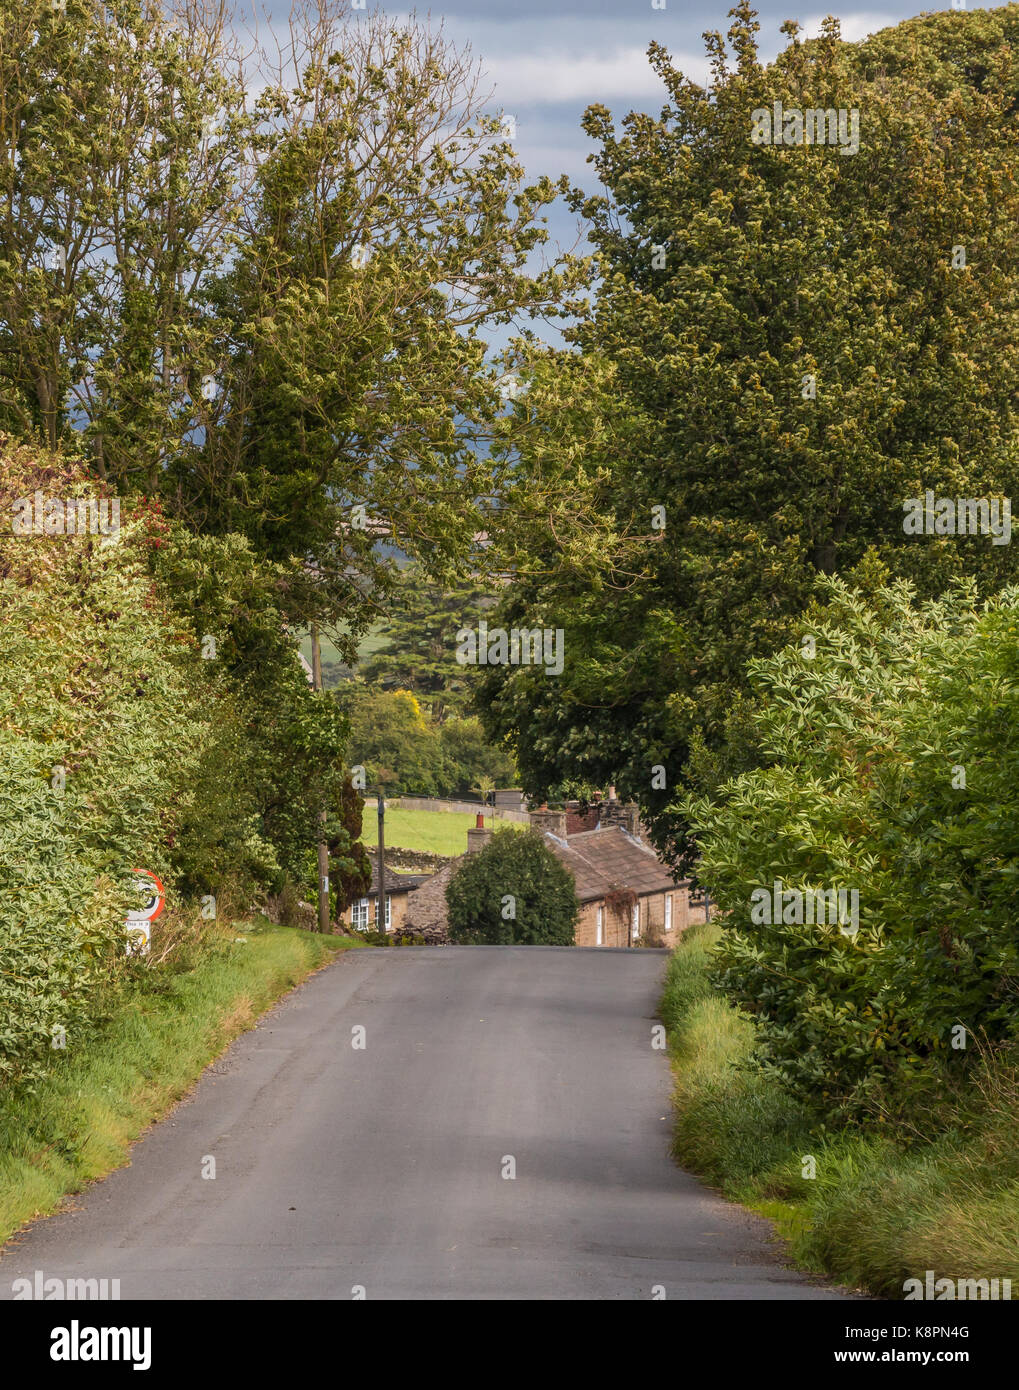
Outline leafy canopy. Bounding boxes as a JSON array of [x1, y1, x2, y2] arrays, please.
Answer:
[[476, 3, 1019, 870]]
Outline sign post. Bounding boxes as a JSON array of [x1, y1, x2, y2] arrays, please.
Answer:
[[125, 869, 165, 956]]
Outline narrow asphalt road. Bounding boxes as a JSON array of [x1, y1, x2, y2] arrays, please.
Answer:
[[0, 947, 845, 1300]]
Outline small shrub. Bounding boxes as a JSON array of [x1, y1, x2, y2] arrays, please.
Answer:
[[446, 827, 578, 945]]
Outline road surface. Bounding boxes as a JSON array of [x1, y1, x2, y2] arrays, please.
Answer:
[[0, 946, 846, 1300]]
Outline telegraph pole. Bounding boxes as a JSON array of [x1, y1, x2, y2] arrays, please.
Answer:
[[311, 621, 330, 934], [377, 790, 387, 933]]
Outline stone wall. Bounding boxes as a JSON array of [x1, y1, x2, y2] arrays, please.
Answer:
[[384, 848, 450, 873]]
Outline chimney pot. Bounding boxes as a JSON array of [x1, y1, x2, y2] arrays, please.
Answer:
[[467, 816, 494, 854]]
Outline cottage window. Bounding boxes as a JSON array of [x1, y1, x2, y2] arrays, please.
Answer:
[[665, 894, 673, 933], [352, 897, 370, 930], [631, 903, 640, 942], [596, 906, 604, 946]]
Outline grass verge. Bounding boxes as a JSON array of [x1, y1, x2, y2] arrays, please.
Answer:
[[0, 918, 363, 1249], [661, 922, 1019, 1298]]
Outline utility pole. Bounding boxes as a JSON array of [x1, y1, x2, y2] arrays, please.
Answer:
[[377, 790, 387, 933], [311, 621, 330, 934]]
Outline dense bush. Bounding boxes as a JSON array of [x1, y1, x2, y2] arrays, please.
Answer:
[[0, 441, 368, 1089], [682, 576, 1019, 1118], [0, 443, 210, 1086], [446, 827, 578, 945]]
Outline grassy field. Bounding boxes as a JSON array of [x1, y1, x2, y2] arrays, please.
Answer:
[[361, 806, 526, 856], [298, 621, 388, 686], [0, 921, 363, 1249], [659, 923, 1019, 1297]]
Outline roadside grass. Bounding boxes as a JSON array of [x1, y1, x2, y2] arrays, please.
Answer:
[[361, 805, 526, 856], [660, 923, 1019, 1297], [0, 919, 363, 1250]]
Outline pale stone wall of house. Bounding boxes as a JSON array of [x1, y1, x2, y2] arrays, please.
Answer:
[[574, 886, 692, 948], [641, 887, 691, 946], [575, 899, 631, 948], [339, 890, 412, 933], [685, 895, 709, 928]]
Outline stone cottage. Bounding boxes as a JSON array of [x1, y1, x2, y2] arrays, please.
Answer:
[[401, 808, 695, 947], [339, 852, 431, 934]]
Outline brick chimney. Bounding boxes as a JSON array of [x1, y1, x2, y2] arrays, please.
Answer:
[[529, 805, 567, 839], [467, 812, 494, 854]]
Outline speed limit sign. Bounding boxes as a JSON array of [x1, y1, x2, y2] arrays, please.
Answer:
[[125, 869, 165, 956]]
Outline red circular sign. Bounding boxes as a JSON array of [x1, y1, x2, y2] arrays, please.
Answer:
[[127, 869, 165, 923]]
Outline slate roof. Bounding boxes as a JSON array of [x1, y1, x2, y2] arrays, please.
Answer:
[[364, 852, 430, 897], [545, 826, 680, 903], [541, 839, 613, 904]]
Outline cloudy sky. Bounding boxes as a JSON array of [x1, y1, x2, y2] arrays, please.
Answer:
[[395, 2, 905, 183], [262, 0, 952, 347]]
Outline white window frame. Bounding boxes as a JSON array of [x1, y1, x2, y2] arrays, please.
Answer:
[[380, 894, 392, 930], [664, 894, 673, 933], [596, 906, 604, 946], [631, 902, 640, 942], [351, 897, 370, 930]]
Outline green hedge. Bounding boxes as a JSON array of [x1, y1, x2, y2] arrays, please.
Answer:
[[0, 444, 212, 1087], [682, 576, 1019, 1119]]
